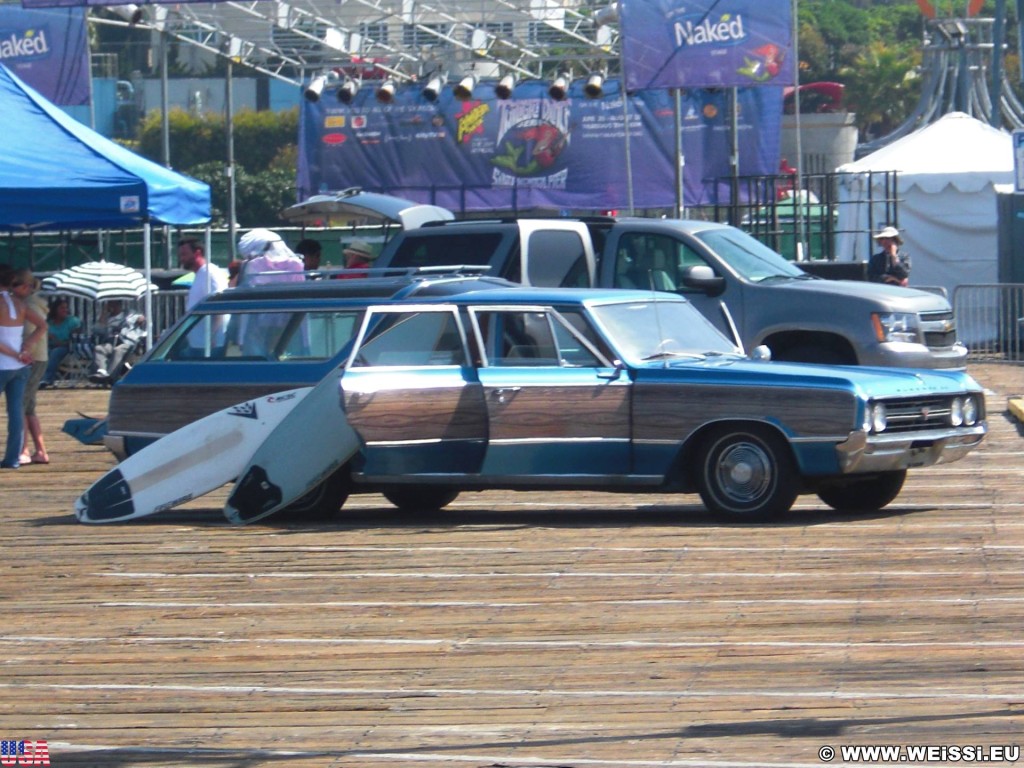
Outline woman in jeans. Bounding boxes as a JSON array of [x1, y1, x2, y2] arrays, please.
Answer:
[[0, 266, 47, 468]]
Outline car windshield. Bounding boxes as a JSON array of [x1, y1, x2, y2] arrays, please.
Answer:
[[149, 309, 363, 363], [588, 300, 741, 364], [695, 227, 809, 282]]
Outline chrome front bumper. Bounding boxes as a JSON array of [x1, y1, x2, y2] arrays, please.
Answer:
[[835, 424, 987, 474]]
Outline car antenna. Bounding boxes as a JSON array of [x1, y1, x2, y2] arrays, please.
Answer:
[[648, 269, 669, 369]]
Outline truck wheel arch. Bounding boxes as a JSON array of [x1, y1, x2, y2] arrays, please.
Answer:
[[762, 331, 858, 366]]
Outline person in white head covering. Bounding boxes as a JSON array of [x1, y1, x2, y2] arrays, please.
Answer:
[[867, 226, 910, 286], [235, 229, 306, 355], [237, 229, 304, 287]]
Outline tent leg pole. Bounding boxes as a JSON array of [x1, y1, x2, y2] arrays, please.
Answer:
[[144, 223, 153, 351]]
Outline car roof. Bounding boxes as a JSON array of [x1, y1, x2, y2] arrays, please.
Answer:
[[196, 272, 513, 307], [420, 286, 688, 307]]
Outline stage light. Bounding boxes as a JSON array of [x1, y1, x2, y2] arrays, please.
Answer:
[[584, 72, 604, 99], [453, 74, 476, 101], [304, 73, 329, 103], [110, 3, 144, 26], [422, 74, 444, 102], [336, 77, 358, 104], [549, 72, 570, 101], [495, 73, 516, 100], [594, 2, 619, 27], [376, 78, 397, 103]]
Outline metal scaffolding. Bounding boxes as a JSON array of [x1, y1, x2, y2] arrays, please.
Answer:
[[109, 0, 622, 87]]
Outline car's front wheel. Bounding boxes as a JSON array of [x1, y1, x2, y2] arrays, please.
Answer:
[[383, 487, 459, 512], [816, 470, 906, 513], [696, 424, 799, 522]]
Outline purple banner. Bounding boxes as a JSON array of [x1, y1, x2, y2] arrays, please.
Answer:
[[0, 6, 89, 104], [297, 79, 782, 213], [621, 0, 793, 91]]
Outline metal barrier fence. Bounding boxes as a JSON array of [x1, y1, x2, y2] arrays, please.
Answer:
[[953, 283, 1024, 363], [42, 289, 189, 344]]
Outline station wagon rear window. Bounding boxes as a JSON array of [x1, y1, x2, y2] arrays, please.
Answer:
[[149, 309, 363, 363]]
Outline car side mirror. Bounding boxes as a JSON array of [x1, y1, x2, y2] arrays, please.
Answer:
[[750, 344, 772, 362], [681, 265, 725, 295], [597, 360, 625, 380]]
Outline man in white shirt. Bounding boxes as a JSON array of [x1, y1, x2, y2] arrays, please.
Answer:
[[179, 238, 229, 309], [178, 238, 230, 355]]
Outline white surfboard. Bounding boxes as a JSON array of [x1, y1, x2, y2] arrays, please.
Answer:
[[75, 387, 313, 524], [223, 368, 361, 525]]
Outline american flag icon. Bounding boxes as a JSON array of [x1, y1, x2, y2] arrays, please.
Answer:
[[0, 740, 50, 766]]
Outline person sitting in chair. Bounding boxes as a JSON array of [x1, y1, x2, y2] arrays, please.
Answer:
[[89, 300, 146, 384]]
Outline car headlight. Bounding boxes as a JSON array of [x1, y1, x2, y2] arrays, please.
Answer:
[[950, 397, 964, 427], [872, 312, 920, 344], [865, 402, 887, 433], [962, 395, 979, 426]]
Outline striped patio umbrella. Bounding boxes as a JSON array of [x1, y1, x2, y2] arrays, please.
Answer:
[[42, 261, 158, 302]]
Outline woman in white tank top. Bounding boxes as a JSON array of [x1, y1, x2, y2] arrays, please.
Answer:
[[0, 266, 47, 468]]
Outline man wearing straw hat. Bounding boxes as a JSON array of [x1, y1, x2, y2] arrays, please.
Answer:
[[868, 226, 911, 287]]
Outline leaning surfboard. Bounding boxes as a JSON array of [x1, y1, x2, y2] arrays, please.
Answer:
[[224, 368, 360, 525], [75, 388, 313, 523]]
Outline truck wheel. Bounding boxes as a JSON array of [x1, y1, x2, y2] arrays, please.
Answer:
[[384, 487, 459, 512], [696, 425, 799, 522], [816, 471, 906, 512], [282, 466, 350, 518]]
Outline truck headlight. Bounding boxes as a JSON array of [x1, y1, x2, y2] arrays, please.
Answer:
[[872, 312, 920, 344]]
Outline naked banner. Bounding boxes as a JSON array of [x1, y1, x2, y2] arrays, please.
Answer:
[[620, 0, 793, 91], [0, 5, 89, 104], [296, 78, 782, 213]]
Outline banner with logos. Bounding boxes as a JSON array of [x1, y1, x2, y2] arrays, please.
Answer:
[[297, 79, 782, 213], [620, 0, 793, 91], [0, 6, 89, 105]]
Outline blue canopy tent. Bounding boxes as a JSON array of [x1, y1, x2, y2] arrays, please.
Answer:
[[0, 62, 211, 345], [0, 62, 209, 229]]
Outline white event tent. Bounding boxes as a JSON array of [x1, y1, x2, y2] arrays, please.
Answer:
[[835, 112, 1013, 304]]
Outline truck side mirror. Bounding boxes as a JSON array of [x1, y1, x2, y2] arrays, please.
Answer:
[[750, 345, 772, 362], [682, 265, 725, 295]]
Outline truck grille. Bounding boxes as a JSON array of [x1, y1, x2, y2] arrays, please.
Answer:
[[919, 310, 958, 349]]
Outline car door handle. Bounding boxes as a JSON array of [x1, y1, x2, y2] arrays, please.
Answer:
[[490, 387, 521, 404]]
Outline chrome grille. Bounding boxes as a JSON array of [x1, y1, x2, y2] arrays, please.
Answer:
[[882, 396, 956, 433]]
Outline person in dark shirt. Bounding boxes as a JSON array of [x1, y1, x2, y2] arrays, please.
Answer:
[[868, 226, 910, 286]]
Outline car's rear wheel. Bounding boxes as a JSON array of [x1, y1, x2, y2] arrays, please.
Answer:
[[282, 466, 351, 518], [816, 470, 906, 513], [696, 424, 799, 522], [383, 487, 459, 512]]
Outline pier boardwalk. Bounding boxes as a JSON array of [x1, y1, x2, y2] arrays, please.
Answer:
[[1, 364, 1021, 767]]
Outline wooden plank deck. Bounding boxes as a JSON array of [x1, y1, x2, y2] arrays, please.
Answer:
[[1, 364, 1022, 767]]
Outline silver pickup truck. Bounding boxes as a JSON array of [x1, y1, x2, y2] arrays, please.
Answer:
[[375, 216, 968, 369]]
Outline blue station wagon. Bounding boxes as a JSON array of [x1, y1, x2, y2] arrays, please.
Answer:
[[111, 281, 987, 522]]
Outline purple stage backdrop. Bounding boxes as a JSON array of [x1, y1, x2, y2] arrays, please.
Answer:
[[297, 79, 782, 213], [1, 6, 89, 105], [621, 0, 793, 91]]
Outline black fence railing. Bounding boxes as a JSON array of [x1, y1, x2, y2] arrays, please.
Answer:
[[2, 171, 900, 270]]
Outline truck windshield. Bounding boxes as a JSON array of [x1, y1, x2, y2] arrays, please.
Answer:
[[696, 227, 808, 282]]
